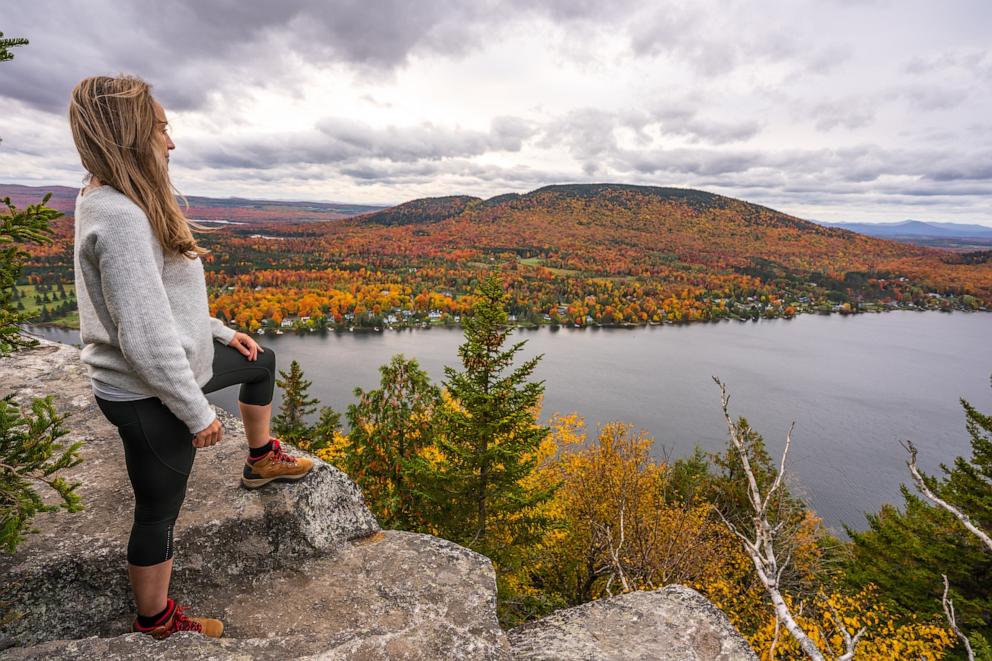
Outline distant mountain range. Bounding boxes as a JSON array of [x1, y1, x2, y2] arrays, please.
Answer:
[[6, 182, 987, 240], [816, 219, 992, 239], [0, 184, 385, 223]]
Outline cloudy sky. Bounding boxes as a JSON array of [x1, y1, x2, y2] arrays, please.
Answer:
[[2, 0, 990, 223]]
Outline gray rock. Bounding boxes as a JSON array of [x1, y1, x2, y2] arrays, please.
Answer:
[[0, 340, 510, 659], [507, 585, 758, 661], [3, 530, 511, 660], [2, 339, 755, 660]]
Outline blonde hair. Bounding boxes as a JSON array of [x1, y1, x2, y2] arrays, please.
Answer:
[[69, 74, 209, 258]]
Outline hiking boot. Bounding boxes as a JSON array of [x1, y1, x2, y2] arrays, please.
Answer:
[[241, 438, 314, 489], [132, 598, 224, 639]]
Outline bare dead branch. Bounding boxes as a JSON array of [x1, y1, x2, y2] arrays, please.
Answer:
[[942, 574, 975, 661], [769, 614, 782, 660], [828, 603, 866, 661], [904, 441, 992, 553], [590, 502, 632, 597], [762, 422, 795, 519], [712, 377, 828, 661], [608, 501, 632, 593]]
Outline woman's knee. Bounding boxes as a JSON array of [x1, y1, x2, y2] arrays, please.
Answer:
[[238, 345, 276, 406], [256, 345, 275, 373], [129, 490, 186, 565], [128, 518, 179, 566]]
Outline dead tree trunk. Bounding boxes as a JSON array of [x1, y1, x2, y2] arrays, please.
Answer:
[[713, 378, 864, 661]]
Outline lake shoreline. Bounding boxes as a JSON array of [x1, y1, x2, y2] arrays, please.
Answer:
[[25, 302, 991, 337], [20, 311, 992, 535]]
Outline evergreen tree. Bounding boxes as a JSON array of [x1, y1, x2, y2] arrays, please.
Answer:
[[345, 353, 440, 529], [412, 272, 557, 565], [309, 406, 342, 452], [272, 360, 319, 443], [707, 417, 808, 531], [0, 32, 28, 63], [1, 198, 57, 354], [0, 35, 84, 553], [1, 395, 83, 552], [846, 379, 992, 652]]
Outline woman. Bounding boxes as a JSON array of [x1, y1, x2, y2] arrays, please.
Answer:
[[69, 74, 313, 640]]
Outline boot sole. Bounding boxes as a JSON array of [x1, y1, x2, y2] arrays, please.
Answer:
[[133, 620, 224, 638], [240, 469, 312, 490]]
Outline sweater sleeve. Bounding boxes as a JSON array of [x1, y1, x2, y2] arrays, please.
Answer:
[[95, 208, 217, 433], [210, 317, 237, 345]]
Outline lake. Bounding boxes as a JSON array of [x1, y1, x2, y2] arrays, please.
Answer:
[[24, 311, 992, 534]]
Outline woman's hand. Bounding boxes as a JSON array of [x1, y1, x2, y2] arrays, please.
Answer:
[[228, 331, 263, 361], [193, 416, 223, 448]]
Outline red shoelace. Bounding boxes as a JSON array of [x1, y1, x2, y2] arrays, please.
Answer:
[[270, 439, 298, 465], [166, 604, 204, 634]]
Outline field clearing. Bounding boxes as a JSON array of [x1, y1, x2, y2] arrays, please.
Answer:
[[517, 256, 583, 277], [15, 284, 78, 327]]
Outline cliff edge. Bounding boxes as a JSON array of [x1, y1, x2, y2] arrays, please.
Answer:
[[0, 338, 756, 660]]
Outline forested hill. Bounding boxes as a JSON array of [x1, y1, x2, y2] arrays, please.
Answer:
[[11, 181, 992, 329], [350, 183, 923, 274], [359, 183, 818, 231], [338, 183, 991, 303]]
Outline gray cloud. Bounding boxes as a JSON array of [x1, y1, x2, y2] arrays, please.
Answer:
[[905, 47, 992, 81], [536, 103, 761, 168], [602, 142, 992, 193], [0, 0, 872, 116], [897, 84, 971, 111], [624, 4, 852, 79], [1, 0, 645, 114], [2, 0, 991, 223], [808, 99, 876, 132], [181, 114, 536, 170]]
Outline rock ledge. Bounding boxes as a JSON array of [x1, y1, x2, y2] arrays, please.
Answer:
[[1, 339, 755, 660]]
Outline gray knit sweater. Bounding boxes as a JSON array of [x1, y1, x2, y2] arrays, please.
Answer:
[[73, 185, 237, 432]]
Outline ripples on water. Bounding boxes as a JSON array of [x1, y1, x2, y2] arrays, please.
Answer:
[[23, 311, 992, 532]]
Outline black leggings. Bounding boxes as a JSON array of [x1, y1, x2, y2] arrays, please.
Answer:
[[95, 343, 276, 566]]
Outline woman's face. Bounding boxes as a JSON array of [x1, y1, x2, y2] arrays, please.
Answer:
[[152, 100, 175, 165]]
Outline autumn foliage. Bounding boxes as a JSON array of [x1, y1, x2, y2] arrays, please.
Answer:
[[12, 183, 992, 333], [282, 275, 968, 656]]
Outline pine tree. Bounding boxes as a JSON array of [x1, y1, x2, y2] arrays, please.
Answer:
[[1, 395, 83, 552], [345, 354, 441, 530], [0, 32, 29, 63], [1, 197, 58, 355], [0, 36, 83, 553], [846, 378, 992, 651], [272, 360, 319, 443], [707, 417, 807, 532], [309, 406, 342, 452], [413, 272, 557, 565]]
